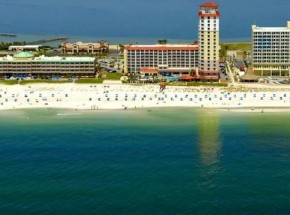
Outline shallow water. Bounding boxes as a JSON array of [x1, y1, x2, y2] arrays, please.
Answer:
[[0, 108, 290, 214]]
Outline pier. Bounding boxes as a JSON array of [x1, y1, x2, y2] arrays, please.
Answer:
[[27, 37, 68, 45], [0, 33, 16, 37]]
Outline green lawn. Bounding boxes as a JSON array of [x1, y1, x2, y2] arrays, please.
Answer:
[[0, 80, 73, 85], [0, 79, 106, 85], [99, 72, 124, 80], [220, 42, 252, 51], [168, 82, 228, 87], [0, 77, 228, 87], [74, 78, 104, 84], [0, 80, 18, 85], [0, 72, 124, 85], [21, 80, 70, 85]]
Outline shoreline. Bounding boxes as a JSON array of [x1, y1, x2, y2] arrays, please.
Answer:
[[0, 32, 251, 46], [1, 83, 290, 112], [1, 107, 290, 113]]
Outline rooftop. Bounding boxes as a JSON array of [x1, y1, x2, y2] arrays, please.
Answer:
[[200, 2, 218, 8], [252, 21, 290, 31], [9, 45, 42, 48], [34, 56, 95, 62], [0, 55, 95, 62], [125, 44, 198, 51], [13, 52, 34, 58], [140, 67, 194, 73], [240, 66, 259, 81]]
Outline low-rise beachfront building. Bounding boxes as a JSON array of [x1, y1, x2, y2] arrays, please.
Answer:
[[124, 44, 199, 77], [61, 41, 109, 55], [252, 21, 290, 77], [0, 52, 96, 78]]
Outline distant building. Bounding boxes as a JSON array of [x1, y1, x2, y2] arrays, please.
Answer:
[[198, 2, 220, 81], [0, 52, 96, 78], [252, 21, 290, 76], [8, 45, 42, 52], [124, 44, 199, 77], [61, 41, 109, 55]]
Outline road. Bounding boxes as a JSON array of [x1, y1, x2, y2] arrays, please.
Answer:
[[226, 61, 237, 86]]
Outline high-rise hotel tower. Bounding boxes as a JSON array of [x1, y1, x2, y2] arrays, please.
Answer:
[[252, 21, 290, 77], [198, 2, 220, 81]]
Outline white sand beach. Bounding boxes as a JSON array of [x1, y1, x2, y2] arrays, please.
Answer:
[[0, 83, 290, 111]]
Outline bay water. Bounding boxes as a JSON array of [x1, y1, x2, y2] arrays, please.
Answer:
[[0, 0, 290, 43]]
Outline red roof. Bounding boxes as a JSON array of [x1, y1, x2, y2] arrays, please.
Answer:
[[166, 68, 191, 72], [140, 67, 196, 74], [199, 70, 219, 74], [140, 68, 159, 73], [199, 76, 219, 80], [198, 11, 220, 17], [125, 46, 198, 51], [180, 75, 195, 80], [200, 2, 218, 8]]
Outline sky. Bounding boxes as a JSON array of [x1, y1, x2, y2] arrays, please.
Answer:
[[0, 0, 289, 41]]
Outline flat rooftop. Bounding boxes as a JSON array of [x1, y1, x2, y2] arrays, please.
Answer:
[[34, 56, 95, 62], [125, 44, 198, 51], [9, 45, 42, 50], [0, 55, 95, 63], [253, 27, 290, 32], [252, 21, 290, 32]]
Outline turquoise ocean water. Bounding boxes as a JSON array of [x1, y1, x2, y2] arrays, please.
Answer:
[[1, 108, 290, 214]]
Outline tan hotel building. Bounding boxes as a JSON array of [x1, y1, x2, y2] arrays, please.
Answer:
[[198, 2, 220, 81], [124, 2, 220, 81]]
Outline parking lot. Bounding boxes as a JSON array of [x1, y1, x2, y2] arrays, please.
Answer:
[[219, 63, 228, 80]]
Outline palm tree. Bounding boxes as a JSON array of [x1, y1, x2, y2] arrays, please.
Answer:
[[95, 62, 102, 78], [118, 44, 125, 53], [242, 51, 247, 61]]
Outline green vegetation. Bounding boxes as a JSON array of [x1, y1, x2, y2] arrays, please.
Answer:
[[220, 42, 252, 51], [21, 80, 70, 85], [74, 78, 104, 84], [0, 72, 124, 85], [220, 42, 252, 60], [0, 79, 71, 85], [0, 80, 18, 85], [118, 44, 125, 53], [157, 39, 168, 44], [168, 82, 228, 87], [99, 72, 123, 80], [106, 72, 123, 80], [0, 41, 26, 50], [0, 78, 104, 85], [179, 82, 228, 87], [0, 72, 227, 87]]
